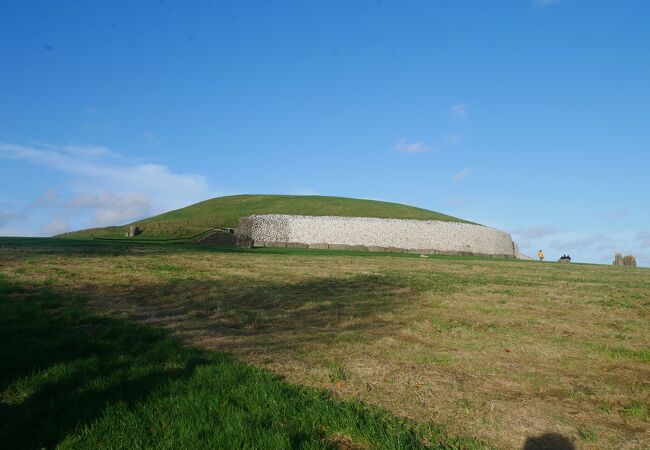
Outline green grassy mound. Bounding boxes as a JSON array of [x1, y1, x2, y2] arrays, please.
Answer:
[[59, 194, 473, 239]]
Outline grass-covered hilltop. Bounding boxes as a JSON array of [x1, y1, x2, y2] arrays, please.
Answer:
[[59, 194, 473, 239]]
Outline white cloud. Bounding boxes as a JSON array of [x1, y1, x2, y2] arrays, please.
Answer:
[[394, 139, 432, 154], [549, 234, 612, 251], [445, 198, 471, 209], [600, 209, 628, 222], [41, 217, 69, 236], [66, 192, 153, 226], [513, 225, 559, 239], [0, 225, 30, 237], [30, 189, 59, 208], [453, 168, 474, 182], [394, 134, 461, 155], [139, 131, 156, 141], [29, 141, 121, 159], [62, 145, 119, 159], [0, 211, 27, 227], [637, 231, 650, 248], [287, 189, 319, 196], [450, 103, 468, 120], [444, 134, 462, 146], [0, 142, 217, 232]]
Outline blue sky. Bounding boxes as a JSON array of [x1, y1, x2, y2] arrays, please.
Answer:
[[1, 0, 649, 265]]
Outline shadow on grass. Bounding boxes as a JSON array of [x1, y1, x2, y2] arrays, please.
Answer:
[[0, 277, 486, 449], [0, 237, 488, 357], [0, 279, 208, 449], [78, 269, 460, 357], [523, 432, 575, 449]]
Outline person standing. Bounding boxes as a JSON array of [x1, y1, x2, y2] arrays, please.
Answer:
[[538, 249, 544, 262]]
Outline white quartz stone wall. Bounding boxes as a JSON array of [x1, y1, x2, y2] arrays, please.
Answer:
[[237, 214, 516, 258]]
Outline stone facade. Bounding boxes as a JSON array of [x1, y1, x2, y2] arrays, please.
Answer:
[[237, 214, 517, 258], [196, 230, 237, 246], [196, 229, 254, 248]]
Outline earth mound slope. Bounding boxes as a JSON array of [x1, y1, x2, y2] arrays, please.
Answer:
[[59, 194, 474, 239]]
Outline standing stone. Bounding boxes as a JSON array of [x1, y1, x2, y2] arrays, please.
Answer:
[[623, 255, 637, 267], [613, 253, 624, 266]]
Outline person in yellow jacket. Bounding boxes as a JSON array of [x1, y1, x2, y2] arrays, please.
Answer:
[[537, 249, 544, 261]]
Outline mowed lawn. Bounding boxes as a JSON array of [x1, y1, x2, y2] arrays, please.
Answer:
[[1, 239, 648, 449]]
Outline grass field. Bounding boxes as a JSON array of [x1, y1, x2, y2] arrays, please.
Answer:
[[58, 194, 472, 239], [0, 279, 478, 449], [1, 238, 648, 449]]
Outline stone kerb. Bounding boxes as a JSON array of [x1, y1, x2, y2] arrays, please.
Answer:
[[237, 214, 516, 258]]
